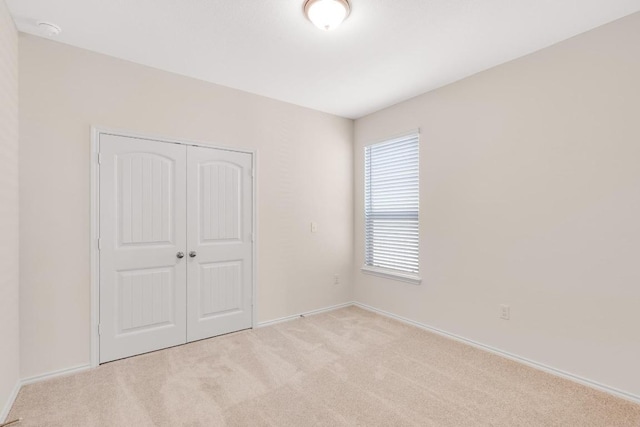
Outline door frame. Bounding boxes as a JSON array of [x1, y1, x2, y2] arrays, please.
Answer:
[[90, 126, 258, 367]]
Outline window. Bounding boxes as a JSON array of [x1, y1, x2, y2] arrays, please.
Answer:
[[363, 131, 421, 284]]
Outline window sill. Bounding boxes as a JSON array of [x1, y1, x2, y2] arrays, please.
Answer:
[[360, 266, 422, 285]]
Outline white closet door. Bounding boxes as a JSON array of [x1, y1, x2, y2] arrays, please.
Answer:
[[99, 134, 187, 363], [186, 146, 253, 342]]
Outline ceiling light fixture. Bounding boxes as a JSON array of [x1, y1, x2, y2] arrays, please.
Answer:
[[37, 21, 62, 37], [304, 0, 351, 31]]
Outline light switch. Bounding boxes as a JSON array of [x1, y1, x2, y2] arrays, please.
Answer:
[[311, 222, 318, 233]]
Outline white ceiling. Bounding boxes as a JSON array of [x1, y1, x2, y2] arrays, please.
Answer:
[[7, 0, 640, 119]]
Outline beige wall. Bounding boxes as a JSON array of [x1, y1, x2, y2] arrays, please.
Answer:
[[354, 13, 640, 398], [19, 34, 354, 378], [15, 7, 640, 401], [0, 0, 19, 419]]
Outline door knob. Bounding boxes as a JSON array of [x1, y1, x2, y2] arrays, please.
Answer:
[[189, 251, 197, 258], [176, 252, 185, 259]]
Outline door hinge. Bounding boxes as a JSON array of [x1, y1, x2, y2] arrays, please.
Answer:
[[251, 233, 255, 243], [97, 153, 103, 165], [98, 323, 102, 335], [97, 238, 102, 250]]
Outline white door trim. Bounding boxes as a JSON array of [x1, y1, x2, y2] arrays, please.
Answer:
[[90, 126, 258, 367]]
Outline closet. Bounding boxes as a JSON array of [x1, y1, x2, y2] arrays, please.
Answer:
[[98, 133, 253, 363]]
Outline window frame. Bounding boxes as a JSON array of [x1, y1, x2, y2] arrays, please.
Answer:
[[361, 130, 422, 285]]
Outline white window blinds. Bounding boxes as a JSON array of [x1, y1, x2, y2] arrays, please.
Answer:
[[364, 132, 419, 276]]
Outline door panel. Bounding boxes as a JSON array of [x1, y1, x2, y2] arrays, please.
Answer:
[[117, 152, 174, 246], [187, 146, 253, 342], [199, 261, 243, 317], [117, 267, 174, 334], [100, 134, 187, 363], [200, 162, 242, 241]]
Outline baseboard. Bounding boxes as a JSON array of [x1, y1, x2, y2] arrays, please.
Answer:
[[0, 379, 21, 423], [4, 301, 637, 421], [353, 301, 640, 405], [20, 364, 92, 387], [257, 301, 354, 328], [0, 364, 92, 422], [4, 304, 349, 419]]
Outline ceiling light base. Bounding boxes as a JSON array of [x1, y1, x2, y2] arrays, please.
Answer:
[[304, 0, 351, 31]]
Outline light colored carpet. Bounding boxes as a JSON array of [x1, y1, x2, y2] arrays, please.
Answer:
[[8, 306, 640, 426]]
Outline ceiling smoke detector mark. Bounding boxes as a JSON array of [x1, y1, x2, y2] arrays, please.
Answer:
[[37, 21, 62, 37]]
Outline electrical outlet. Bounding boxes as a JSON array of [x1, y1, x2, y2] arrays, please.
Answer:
[[500, 304, 510, 320], [333, 275, 340, 285]]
